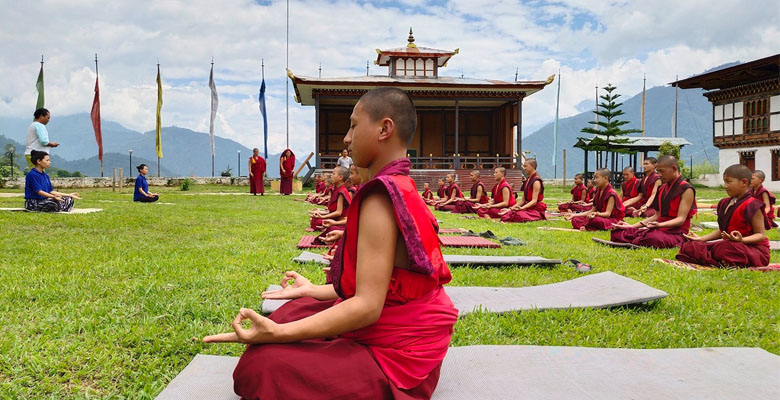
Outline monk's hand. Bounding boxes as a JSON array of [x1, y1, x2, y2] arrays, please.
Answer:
[[202, 308, 280, 344], [323, 230, 343, 243], [722, 230, 744, 242], [612, 221, 631, 230], [321, 219, 336, 228], [645, 221, 660, 229], [262, 271, 314, 300], [54, 195, 64, 202], [684, 232, 702, 241], [587, 212, 596, 219], [564, 213, 573, 221], [497, 208, 509, 216]]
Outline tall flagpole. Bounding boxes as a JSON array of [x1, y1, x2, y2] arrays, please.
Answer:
[[552, 68, 560, 179], [94, 53, 103, 177], [673, 74, 678, 138], [285, 0, 290, 148], [641, 73, 646, 137], [262, 58, 268, 159]]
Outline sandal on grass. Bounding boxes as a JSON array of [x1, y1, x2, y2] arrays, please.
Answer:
[[564, 259, 592, 273]]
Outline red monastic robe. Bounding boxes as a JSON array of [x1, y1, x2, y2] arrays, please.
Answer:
[[751, 185, 777, 228], [611, 175, 697, 248], [476, 178, 516, 219], [558, 183, 587, 212], [280, 149, 295, 195], [232, 159, 458, 400], [627, 171, 659, 217], [316, 185, 333, 205], [249, 155, 266, 194], [421, 188, 433, 200], [311, 184, 351, 231], [501, 173, 547, 223], [452, 181, 488, 214], [677, 193, 770, 267], [621, 176, 639, 202], [570, 184, 625, 231], [435, 183, 463, 212]]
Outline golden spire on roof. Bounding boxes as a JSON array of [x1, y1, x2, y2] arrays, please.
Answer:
[[407, 27, 416, 48]]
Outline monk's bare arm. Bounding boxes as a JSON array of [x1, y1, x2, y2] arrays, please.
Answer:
[[643, 180, 662, 208], [494, 187, 511, 208], [320, 195, 345, 219], [739, 209, 768, 245], [278, 191, 395, 342], [597, 197, 614, 218], [761, 193, 772, 215], [623, 193, 643, 208], [519, 182, 540, 210], [655, 189, 694, 228]]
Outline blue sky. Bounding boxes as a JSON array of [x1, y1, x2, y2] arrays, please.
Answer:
[[1, 0, 777, 155]]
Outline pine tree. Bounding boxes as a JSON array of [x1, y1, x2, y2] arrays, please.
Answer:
[[578, 84, 641, 172]]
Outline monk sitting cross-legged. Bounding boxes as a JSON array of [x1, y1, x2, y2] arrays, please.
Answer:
[[565, 168, 625, 231], [309, 167, 352, 232], [558, 173, 589, 213], [203, 87, 458, 400], [474, 167, 516, 219], [427, 178, 447, 207], [676, 164, 771, 268], [626, 157, 661, 218], [434, 173, 463, 212], [421, 182, 434, 203], [610, 155, 697, 248], [749, 170, 777, 228], [452, 170, 489, 214], [619, 166, 642, 213], [499, 159, 547, 223]]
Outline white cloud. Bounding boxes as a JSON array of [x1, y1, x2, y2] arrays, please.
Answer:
[[0, 0, 778, 156]]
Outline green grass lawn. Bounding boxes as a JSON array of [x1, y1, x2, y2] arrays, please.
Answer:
[[1, 184, 778, 398]]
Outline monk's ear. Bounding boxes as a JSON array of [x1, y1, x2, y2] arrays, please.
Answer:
[[378, 117, 395, 142]]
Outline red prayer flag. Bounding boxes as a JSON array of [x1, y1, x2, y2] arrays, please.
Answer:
[[91, 76, 102, 162]]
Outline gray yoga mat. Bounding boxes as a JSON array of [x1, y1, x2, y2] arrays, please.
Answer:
[[700, 221, 719, 229], [0, 207, 102, 214], [155, 346, 780, 400], [292, 251, 561, 266], [261, 271, 667, 316]]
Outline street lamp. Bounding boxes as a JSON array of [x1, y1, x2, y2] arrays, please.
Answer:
[[237, 150, 241, 177], [128, 150, 133, 174]]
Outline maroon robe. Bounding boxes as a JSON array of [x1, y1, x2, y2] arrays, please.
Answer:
[[476, 178, 516, 219], [621, 176, 639, 202], [435, 182, 463, 212], [558, 183, 587, 212], [750, 185, 777, 228], [571, 184, 625, 231], [611, 175, 697, 248], [677, 193, 770, 267], [316, 186, 333, 205], [422, 188, 433, 200], [627, 172, 659, 217], [280, 149, 295, 195], [501, 173, 547, 223], [233, 159, 458, 400], [249, 155, 266, 194], [453, 181, 488, 214], [311, 184, 351, 231]]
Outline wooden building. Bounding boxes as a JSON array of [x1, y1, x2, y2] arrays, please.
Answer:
[[673, 54, 780, 191], [289, 29, 553, 170]]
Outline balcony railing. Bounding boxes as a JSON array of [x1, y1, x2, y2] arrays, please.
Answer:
[[318, 155, 519, 170]]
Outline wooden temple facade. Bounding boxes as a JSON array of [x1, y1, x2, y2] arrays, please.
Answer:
[[289, 29, 553, 170]]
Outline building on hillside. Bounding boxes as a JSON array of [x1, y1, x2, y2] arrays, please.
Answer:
[[673, 54, 780, 191], [289, 29, 553, 175]]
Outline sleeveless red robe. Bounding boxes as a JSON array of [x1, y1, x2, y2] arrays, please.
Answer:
[[751, 185, 777, 227], [453, 181, 488, 214], [476, 178, 515, 219], [621, 176, 639, 202], [501, 173, 547, 223], [311, 184, 351, 231], [627, 172, 659, 217], [558, 183, 586, 212], [233, 159, 458, 400], [571, 184, 625, 231], [435, 183, 463, 212], [677, 193, 770, 267]]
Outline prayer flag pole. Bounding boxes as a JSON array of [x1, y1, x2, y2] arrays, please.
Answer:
[[36, 55, 45, 109], [156, 59, 163, 177], [91, 53, 104, 177], [552, 68, 560, 179], [209, 57, 218, 176], [260, 59, 269, 159], [285, 0, 290, 149], [641, 73, 646, 137]]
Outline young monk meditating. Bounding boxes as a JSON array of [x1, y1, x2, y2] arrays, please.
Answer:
[[348, 165, 363, 197], [434, 173, 463, 211], [421, 182, 434, 202], [309, 166, 351, 232], [474, 167, 515, 219], [610, 155, 697, 248], [203, 87, 458, 399], [620, 167, 642, 212], [453, 170, 488, 214], [499, 159, 547, 223], [565, 168, 624, 231], [627, 157, 661, 217], [676, 164, 770, 268], [557, 173, 588, 213], [750, 170, 777, 228], [315, 175, 334, 206], [431, 178, 446, 205]]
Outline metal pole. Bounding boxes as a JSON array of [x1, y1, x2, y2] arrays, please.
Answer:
[[674, 75, 678, 138], [96, 53, 103, 178], [454, 100, 459, 169], [563, 149, 567, 187], [129, 150, 132, 174], [237, 150, 241, 177], [285, 0, 289, 148]]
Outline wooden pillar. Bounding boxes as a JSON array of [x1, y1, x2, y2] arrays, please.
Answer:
[[441, 110, 446, 160], [584, 150, 589, 184], [314, 96, 320, 168], [516, 97, 523, 168], [454, 100, 460, 169]]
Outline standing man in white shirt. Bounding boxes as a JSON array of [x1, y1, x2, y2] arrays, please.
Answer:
[[25, 108, 59, 168], [336, 148, 353, 169]]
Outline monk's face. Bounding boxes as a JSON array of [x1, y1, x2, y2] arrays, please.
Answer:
[[446, 175, 454, 184], [593, 173, 609, 188], [470, 172, 478, 182], [750, 174, 763, 188], [438, 180, 445, 188], [656, 164, 678, 183], [253, 149, 259, 156], [331, 168, 343, 184], [622, 170, 634, 181], [643, 160, 655, 173], [723, 175, 749, 198], [345, 102, 382, 168], [574, 176, 583, 186], [493, 169, 503, 181], [522, 161, 535, 175], [424, 183, 430, 190]]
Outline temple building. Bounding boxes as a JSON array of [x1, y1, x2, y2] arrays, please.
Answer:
[[673, 54, 780, 191], [288, 29, 553, 176]]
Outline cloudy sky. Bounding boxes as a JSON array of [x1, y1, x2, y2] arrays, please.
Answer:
[[1, 0, 778, 155]]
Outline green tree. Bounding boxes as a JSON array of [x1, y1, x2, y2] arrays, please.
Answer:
[[578, 84, 642, 171], [658, 141, 685, 171]]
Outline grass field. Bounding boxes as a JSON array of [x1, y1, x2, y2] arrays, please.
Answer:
[[1, 184, 778, 398]]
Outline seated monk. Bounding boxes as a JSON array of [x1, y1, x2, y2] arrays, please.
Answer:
[[610, 155, 697, 248], [453, 170, 489, 214], [750, 170, 777, 228], [677, 164, 770, 268], [348, 165, 363, 197], [627, 157, 661, 217], [421, 182, 434, 203], [499, 159, 547, 223], [565, 168, 624, 230], [316, 176, 334, 206], [558, 173, 588, 213], [620, 166, 642, 213], [304, 174, 321, 202], [434, 173, 463, 212], [203, 87, 458, 399], [428, 178, 447, 207], [474, 167, 515, 219], [309, 167, 351, 232]]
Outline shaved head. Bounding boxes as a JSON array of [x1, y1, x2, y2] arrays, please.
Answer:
[[622, 166, 635, 174], [724, 164, 752, 182], [753, 170, 766, 181], [657, 155, 678, 169], [645, 157, 657, 165], [471, 170, 481, 177], [525, 159, 538, 169], [595, 168, 611, 180], [357, 87, 417, 145]]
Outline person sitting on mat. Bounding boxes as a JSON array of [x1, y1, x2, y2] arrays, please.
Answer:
[[24, 150, 81, 212], [619, 166, 642, 212], [676, 164, 770, 268], [499, 159, 547, 223], [749, 170, 777, 228], [434, 173, 463, 212], [626, 157, 661, 217], [203, 87, 458, 399], [557, 173, 588, 213], [309, 166, 351, 232], [428, 178, 447, 207], [133, 164, 159, 203], [421, 182, 434, 203], [453, 170, 489, 214], [565, 168, 624, 231], [610, 155, 697, 248], [474, 167, 515, 219]]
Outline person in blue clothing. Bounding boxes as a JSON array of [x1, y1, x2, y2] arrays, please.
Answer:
[[134, 164, 159, 203], [24, 150, 80, 212]]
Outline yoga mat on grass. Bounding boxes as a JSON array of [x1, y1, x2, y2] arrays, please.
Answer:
[[0, 207, 102, 214], [699, 221, 719, 229], [592, 237, 641, 249], [653, 258, 780, 272], [770, 241, 780, 251], [155, 346, 780, 400], [292, 251, 561, 267], [298, 235, 500, 249], [438, 228, 467, 234], [261, 271, 667, 316]]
